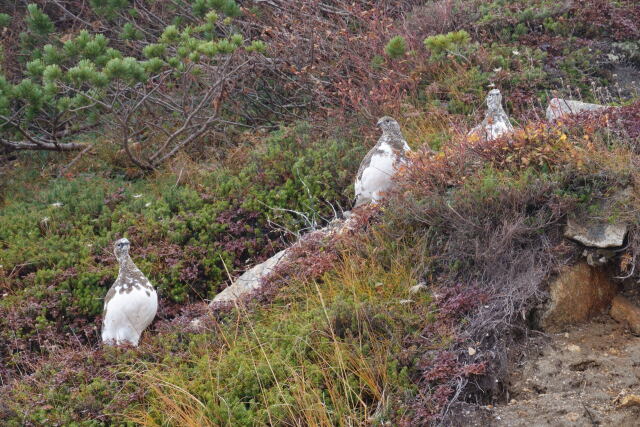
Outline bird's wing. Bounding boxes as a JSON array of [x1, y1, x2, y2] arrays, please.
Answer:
[[355, 142, 384, 182], [103, 282, 118, 310]]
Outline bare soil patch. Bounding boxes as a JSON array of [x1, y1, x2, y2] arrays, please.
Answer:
[[492, 314, 640, 426]]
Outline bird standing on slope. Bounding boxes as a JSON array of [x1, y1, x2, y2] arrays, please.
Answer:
[[354, 116, 411, 208], [468, 88, 514, 141], [102, 238, 157, 346]]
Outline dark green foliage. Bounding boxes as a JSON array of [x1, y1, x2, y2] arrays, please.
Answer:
[[424, 30, 472, 60], [120, 22, 143, 41], [25, 4, 54, 36], [385, 36, 407, 59], [89, 0, 131, 18], [19, 4, 55, 55], [0, 122, 362, 389], [1, 0, 262, 162], [2, 0, 640, 424], [0, 13, 10, 28]]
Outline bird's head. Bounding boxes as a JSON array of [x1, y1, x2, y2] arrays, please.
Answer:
[[114, 238, 131, 261], [377, 116, 401, 135], [486, 89, 503, 111]]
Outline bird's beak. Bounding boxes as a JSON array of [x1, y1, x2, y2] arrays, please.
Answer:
[[376, 118, 383, 127]]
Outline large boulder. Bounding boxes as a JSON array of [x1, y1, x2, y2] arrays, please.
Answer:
[[546, 98, 607, 121], [540, 263, 617, 331]]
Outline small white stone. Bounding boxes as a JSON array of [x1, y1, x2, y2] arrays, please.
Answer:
[[468, 347, 477, 356], [189, 318, 203, 331], [51, 202, 63, 208], [567, 344, 581, 353], [408, 283, 428, 295], [132, 194, 143, 198]]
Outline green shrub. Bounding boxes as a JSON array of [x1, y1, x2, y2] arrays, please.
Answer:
[[1, 0, 262, 170], [424, 30, 471, 60], [0, 13, 10, 28], [385, 35, 407, 59]]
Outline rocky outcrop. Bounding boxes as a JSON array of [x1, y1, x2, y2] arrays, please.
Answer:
[[564, 217, 627, 249], [540, 263, 617, 331], [610, 295, 640, 335], [210, 214, 359, 305], [212, 249, 289, 303], [564, 187, 630, 266], [546, 98, 607, 121]]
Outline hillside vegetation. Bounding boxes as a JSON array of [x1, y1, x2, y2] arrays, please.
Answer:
[[1, 0, 640, 425]]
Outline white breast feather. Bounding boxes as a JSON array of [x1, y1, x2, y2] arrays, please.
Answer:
[[355, 142, 408, 204], [102, 282, 158, 346]]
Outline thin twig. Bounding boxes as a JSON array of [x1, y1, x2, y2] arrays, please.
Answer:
[[57, 144, 94, 177]]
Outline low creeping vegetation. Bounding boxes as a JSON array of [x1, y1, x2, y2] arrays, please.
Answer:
[[4, 101, 640, 425], [2, 0, 640, 425]]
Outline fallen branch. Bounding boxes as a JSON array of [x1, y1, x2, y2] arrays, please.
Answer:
[[0, 138, 87, 151], [57, 144, 94, 177]]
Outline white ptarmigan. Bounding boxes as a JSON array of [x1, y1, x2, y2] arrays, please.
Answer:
[[102, 238, 157, 346], [468, 89, 514, 141], [354, 116, 411, 207]]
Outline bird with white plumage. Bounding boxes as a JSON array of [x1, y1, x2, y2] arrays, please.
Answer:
[[468, 89, 514, 141], [353, 116, 411, 208], [101, 238, 157, 346]]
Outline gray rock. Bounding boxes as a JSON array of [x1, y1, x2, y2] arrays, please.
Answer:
[[212, 249, 288, 303], [565, 217, 627, 248], [546, 98, 607, 121], [210, 213, 360, 305]]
